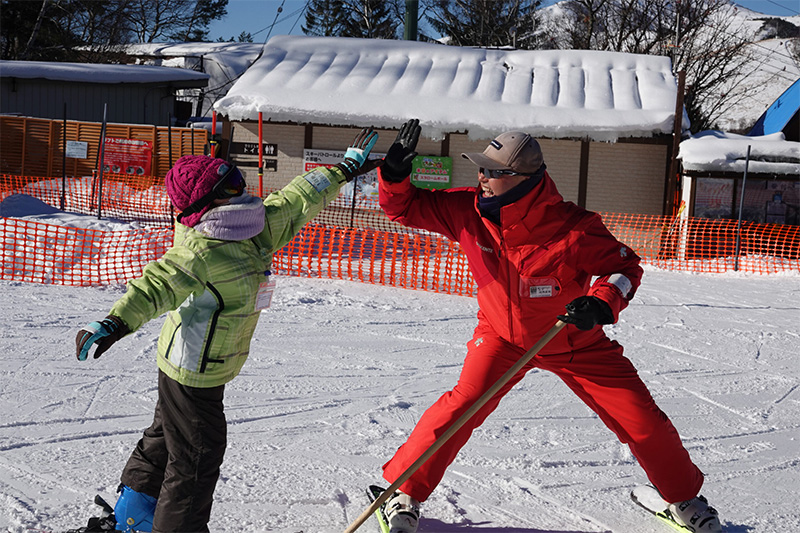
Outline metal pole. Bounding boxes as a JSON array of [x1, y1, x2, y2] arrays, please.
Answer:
[[350, 175, 358, 228], [733, 145, 752, 271], [168, 113, 174, 168], [61, 102, 66, 211], [96, 103, 108, 220]]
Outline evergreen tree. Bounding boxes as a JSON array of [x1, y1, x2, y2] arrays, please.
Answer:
[[426, 0, 541, 49], [303, 0, 398, 39], [342, 0, 397, 39], [302, 0, 349, 36]]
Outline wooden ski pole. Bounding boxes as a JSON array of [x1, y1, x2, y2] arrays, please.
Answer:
[[343, 319, 567, 533]]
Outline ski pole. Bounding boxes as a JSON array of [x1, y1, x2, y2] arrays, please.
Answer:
[[343, 319, 567, 533]]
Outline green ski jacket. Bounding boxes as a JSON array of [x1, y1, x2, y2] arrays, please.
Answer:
[[110, 167, 347, 387]]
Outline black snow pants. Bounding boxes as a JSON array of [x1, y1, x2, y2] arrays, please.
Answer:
[[120, 370, 227, 533]]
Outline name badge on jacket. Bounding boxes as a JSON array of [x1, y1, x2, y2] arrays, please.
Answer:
[[519, 276, 561, 298]]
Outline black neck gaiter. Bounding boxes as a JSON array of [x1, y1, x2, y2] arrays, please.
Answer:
[[478, 165, 545, 225]]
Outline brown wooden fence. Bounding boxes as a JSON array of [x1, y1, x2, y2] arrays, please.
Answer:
[[0, 115, 208, 179]]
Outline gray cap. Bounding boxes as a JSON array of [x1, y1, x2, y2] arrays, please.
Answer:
[[461, 131, 544, 174]]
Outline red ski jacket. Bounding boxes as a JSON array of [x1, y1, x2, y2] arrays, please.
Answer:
[[379, 171, 644, 354]]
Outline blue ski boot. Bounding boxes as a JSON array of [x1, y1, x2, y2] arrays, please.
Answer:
[[114, 485, 157, 532]]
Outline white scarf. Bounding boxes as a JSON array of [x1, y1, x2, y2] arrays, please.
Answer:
[[194, 193, 266, 241]]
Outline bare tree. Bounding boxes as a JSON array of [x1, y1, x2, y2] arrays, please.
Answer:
[[541, 0, 761, 132], [1, 0, 228, 60], [122, 0, 227, 43]]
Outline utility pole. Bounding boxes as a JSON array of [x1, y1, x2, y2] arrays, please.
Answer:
[[404, 0, 418, 40], [673, 0, 681, 72]]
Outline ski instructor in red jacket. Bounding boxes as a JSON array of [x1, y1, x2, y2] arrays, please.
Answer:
[[374, 119, 722, 533]]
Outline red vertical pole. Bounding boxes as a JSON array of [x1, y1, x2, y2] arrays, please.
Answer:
[[210, 111, 217, 158], [258, 112, 264, 197]]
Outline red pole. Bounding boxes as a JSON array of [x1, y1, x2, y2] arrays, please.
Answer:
[[258, 112, 264, 197], [211, 111, 217, 158]]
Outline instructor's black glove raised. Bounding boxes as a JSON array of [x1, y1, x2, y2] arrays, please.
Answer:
[[557, 296, 613, 331], [381, 118, 421, 183]]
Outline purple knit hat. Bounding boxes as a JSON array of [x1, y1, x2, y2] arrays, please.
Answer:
[[165, 155, 227, 227]]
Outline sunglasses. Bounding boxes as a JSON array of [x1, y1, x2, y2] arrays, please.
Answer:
[[176, 162, 246, 222], [479, 167, 526, 179]]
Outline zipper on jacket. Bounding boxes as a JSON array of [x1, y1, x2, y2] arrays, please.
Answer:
[[199, 282, 225, 373], [499, 233, 517, 344]]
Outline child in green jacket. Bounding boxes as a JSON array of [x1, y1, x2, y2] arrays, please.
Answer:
[[72, 128, 379, 533]]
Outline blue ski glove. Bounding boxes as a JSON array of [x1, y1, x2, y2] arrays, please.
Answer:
[[76, 315, 129, 360], [382, 118, 421, 183], [557, 296, 613, 331], [336, 127, 381, 181]]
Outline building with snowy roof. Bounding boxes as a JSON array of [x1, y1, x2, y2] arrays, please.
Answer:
[[0, 60, 209, 126], [212, 35, 687, 216], [678, 131, 799, 225]]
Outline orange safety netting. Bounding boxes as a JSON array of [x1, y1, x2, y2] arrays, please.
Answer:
[[1, 175, 798, 291], [1, 173, 172, 226]]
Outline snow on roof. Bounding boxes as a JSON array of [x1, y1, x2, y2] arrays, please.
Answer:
[[0, 60, 209, 85], [678, 130, 800, 176], [117, 42, 264, 117], [213, 35, 684, 142]]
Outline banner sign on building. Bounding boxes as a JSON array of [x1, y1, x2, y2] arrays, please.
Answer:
[[103, 137, 153, 176], [410, 156, 452, 190]]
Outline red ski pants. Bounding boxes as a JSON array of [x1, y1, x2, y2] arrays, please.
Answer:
[[382, 326, 704, 504]]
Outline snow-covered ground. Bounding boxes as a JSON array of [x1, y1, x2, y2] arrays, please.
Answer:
[[1, 268, 798, 533]]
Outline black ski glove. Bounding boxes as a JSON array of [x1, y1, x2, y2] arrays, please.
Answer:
[[76, 315, 129, 360], [557, 296, 614, 331], [381, 118, 421, 183], [335, 127, 381, 182]]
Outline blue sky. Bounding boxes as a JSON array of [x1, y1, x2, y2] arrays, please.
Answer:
[[207, 0, 800, 43]]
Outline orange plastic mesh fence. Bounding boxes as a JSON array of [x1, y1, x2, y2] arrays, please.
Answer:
[[1, 217, 173, 286], [600, 212, 800, 275], [1, 177, 798, 289], [272, 225, 476, 296], [1, 173, 173, 226]]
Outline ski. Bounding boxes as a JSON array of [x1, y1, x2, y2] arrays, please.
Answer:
[[366, 485, 391, 533], [63, 494, 117, 533], [631, 485, 690, 532]]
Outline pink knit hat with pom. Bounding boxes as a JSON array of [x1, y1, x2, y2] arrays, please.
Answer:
[[165, 155, 227, 227]]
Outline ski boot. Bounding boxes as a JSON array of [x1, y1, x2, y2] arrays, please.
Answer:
[[113, 485, 157, 532], [668, 494, 722, 533], [384, 490, 420, 533], [65, 494, 117, 532]]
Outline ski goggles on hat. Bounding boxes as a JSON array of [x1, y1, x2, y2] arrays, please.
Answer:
[[480, 167, 527, 179], [177, 162, 246, 222]]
